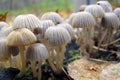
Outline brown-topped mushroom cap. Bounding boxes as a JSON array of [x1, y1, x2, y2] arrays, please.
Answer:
[[6, 28, 37, 46]]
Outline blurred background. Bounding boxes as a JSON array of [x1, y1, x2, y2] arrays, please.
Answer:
[[0, 0, 120, 21]]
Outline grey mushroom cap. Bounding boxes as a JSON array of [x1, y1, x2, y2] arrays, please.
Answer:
[[41, 20, 55, 37], [96, 1, 112, 12], [0, 22, 9, 31], [45, 26, 71, 47], [66, 13, 78, 25], [0, 27, 13, 37], [71, 12, 96, 28], [57, 23, 75, 40], [101, 13, 120, 28], [84, 5, 105, 18], [41, 12, 64, 25], [26, 43, 49, 61], [13, 14, 42, 31], [114, 8, 120, 21]]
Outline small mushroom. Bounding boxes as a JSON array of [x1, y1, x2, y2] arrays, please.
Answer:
[[26, 43, 49, 80], [41, 12, 64, 25], [71, 12, 96, 56], [13, 14, 42, 32], [45, 26, 71, 73], [96, 1, 112, 12], [6, 28, 37, 76], [100, 13, 119, 46], [84, 4, 105, 48]]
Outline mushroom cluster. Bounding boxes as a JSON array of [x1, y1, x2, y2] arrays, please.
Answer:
[[0, 1, 119, 80]]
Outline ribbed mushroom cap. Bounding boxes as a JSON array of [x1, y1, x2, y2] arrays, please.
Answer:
[[26, 43, 49, 61], [13, 14, 42, 31], [96, 1, 112, 12], [71, 12, 96, 28], [57, 23, 75, 39], [41, 12, 64, 25], [0, 27, 13, 37], [6, 28, 37, 46], [41, 20, 55, 37], [66, 13, 78, 25], [0, 22, 9, 31], [114, 8, 120, 21], [45, 26, 71, 47], [0, 38, 11, 61], [101, 13, 120, 28], [84, 5, 105, 18]]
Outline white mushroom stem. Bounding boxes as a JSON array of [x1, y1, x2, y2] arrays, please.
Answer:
[[38, 62, 42, 80], [47, 48, 57, 72], [55, 45, 66, 72], [8, 56, 12, 67], [31, 61, 37, 77], [98, 29, 108, 48], [19, 46, 26, 76], [88, 26, 94, 53]]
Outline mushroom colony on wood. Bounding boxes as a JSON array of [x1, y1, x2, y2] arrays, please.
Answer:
[[45, 26, 71, 73]]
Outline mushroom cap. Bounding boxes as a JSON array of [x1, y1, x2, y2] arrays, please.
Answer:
[[66, 13, 78, 25], [41, 20, 55, 37], [0, 38, 11, 61], [71, 12, 96, 28], [45, 26, 71, 47], [26, 43, 49, 61], [6, 28, 37, 46], [114, 8, 120, 21], [13, 14, 42, 31], [0, 27, 13, 37], [96, 1, 112, 12], [84, 5, 105, 18], [57, 23, 75, 40], [101, 13, 120, 28], [0, 22, 9, 31], [41, 12, 64, 25]]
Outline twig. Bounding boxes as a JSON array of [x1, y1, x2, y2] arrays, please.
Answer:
[[100, 38, 120, 47]]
